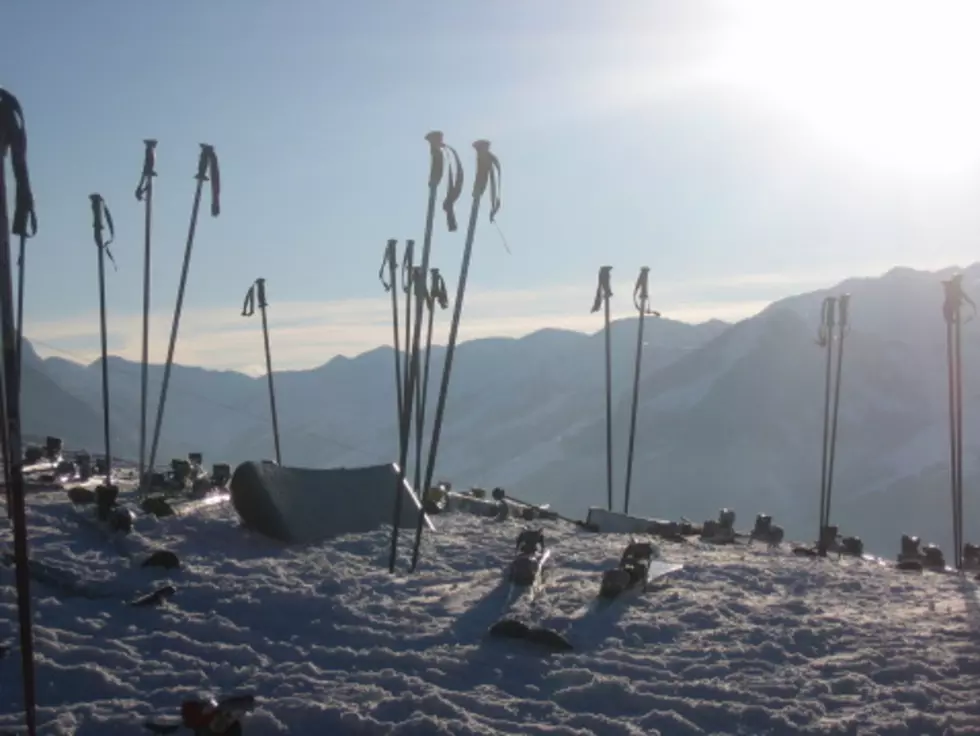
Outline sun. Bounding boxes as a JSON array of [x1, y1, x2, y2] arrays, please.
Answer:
[[697, 0, 980, 179]]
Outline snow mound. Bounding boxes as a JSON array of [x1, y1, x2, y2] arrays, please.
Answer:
[[2, 488, 979, 735]]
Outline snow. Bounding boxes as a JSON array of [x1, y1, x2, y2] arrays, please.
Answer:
[[3, 473, 980, 735]]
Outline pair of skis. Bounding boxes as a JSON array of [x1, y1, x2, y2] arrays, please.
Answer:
[[591, 266, 660, 515], [815, 293, 850, 557], [386, 134, 501, 574]]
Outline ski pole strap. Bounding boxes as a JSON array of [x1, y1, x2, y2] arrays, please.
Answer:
[[943, 274, 976, 324], [0, 89, 38, 238], [429, 268, 448, 310], [89, 194, 117, 270], [632, 267, 660, 315], [425, 130, 464, 232], [135, 139, 157, 201], [241, 281, 256, 317], [196, 144, 220, 217], [378, 239, 397, 292], [401, 239, 415, 294], [591, 266, 613, 313], [816, 296, 836, 346], [472, 140, 501, 222]]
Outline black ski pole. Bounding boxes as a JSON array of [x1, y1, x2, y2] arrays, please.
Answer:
[[816, 296, 837, 557], [387, 132, 461, 573], [413, 267, 448, 499], [89, 194, 117, 485], [398, 240, 416, 471], [144, 144, 220, 496], [135, 139, 157, 490], [942, 275, 974, 569], [623, 267, 660, 516], [823, 293, 850, 538], [410, 139, 498, 572], [412, 266, 447, 498], [242, 279, 282, 465], [0, 86, 39, 736], [591, 265, 614, 512], [379, 239, 403, 436]]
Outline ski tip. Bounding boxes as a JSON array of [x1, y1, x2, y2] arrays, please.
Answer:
[[131, 584, 177, 608]]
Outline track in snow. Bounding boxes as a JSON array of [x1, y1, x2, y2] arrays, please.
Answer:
[[2, 483, 980, 735]]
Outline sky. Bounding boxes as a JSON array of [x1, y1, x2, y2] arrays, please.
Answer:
[[4, 0, 980, 374]]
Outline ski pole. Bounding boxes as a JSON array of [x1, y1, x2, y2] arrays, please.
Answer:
[[398, 240, 416, 472], [410, 139, 498, 572], [89, 194, 117, 485], [379, 239, 403, 436], [135, 139, 157, 490], [0, 85, 39, 736], [387, 131, 461, 573], [591, 265, 614, 512], [823, 293, 850, 538], [623, 266, 660, 516], [816, 296, 837, 557], [144, 144, 220, 496], [242, 278, 282, 465], [942, 275, 974, 569], [413, 267, 448, 501]]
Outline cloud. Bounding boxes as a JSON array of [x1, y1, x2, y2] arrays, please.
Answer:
[[24, 267, 891, 374]]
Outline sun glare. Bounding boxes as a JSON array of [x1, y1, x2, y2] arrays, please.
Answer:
[[699, 0, 980, 178]]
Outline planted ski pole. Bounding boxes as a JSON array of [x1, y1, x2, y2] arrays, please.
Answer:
[[135, 139, 157, 490], [397, 240, 417, 467], [379, 239, 404, 433], [816, 296, 837, 557], [591, 265, 615, 512], [822, 293, 850, 543], [942, 275, 974, 569], [622, 267, 661, 516], [89, 194, 117, 484], [144, 144, 220, 496], [0, 86, 39, 736], [413, 266, 448, 498], [410, 139, 499, 572], [242, 278, 282, 465], [387, 131, 462, 574]]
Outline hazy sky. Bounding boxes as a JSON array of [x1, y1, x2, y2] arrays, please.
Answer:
[[4, 0, 980, 374]]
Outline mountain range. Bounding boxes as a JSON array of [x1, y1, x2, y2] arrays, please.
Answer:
[[13, 263, 980, 557]]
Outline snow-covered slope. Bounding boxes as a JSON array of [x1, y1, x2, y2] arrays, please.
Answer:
[[2, 485, 978, 735]]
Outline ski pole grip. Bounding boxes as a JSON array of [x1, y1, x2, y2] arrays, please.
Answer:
[[425, 130, 445, 187], [256, 278, 268, 308], [89, 193, 104, 243], [196, 143, 221, 216], [472, 139, 493, 198], [838, 293, 851, 328]]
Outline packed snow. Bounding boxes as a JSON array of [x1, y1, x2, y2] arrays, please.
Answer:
[[2, 473, 980, 735]]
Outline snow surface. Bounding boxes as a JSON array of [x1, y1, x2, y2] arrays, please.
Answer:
[[3, 475, 980, 735]]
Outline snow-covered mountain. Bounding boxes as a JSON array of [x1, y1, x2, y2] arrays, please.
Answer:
[[21, 263, 980, 555]]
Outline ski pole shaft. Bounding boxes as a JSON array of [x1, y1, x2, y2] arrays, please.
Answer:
[[823, 293, 850, 530], [624, 266, 656, 516], [591, 266, 614, 512], [0, 85, 39, 736], [816, 296, 836, 556], [256, 279, 282, 465], [89, 193, 116, 484], [145, 144, 220, 494], [135, 138, 157, 489], [379, 239, 403, 435]]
